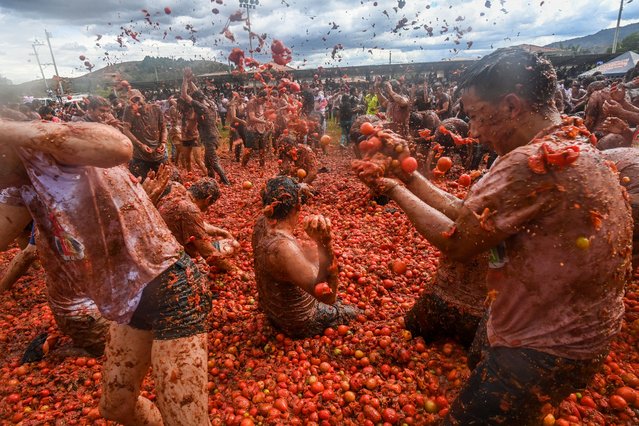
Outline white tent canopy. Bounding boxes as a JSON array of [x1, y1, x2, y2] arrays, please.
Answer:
[[579, 51, 639, 77]]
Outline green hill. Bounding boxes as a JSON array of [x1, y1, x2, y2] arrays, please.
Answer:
[[1, 56, 230, 101], [545, 22, 639, 53]]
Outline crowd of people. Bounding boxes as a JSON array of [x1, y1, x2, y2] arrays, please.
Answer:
[[1, 47, 639, 425]]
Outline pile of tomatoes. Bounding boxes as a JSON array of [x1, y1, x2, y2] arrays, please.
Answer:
[[0, 143, 637, 425]]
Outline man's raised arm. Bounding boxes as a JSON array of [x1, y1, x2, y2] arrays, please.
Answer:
[[0, 119, 132, 168]]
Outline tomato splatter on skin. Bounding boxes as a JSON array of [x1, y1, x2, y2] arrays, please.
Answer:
[[475, 207, 496, 232], [437, 125, 477, 146], [528, 143, 580, 174], [590, 210, 605, 231], [441, 225, 457, 239]]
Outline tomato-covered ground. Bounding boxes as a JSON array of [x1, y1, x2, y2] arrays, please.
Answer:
[[0, 136, 638, 425]]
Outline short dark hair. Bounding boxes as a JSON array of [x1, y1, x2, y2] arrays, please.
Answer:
[[192, 90, 205, 101], [38, 105, 54, 117], [87, 96, 110, 110], [457, 47, 557, 108], [261, 176, 303, 220], [188, 177, 220, 203], [434, 118, 469, 148]]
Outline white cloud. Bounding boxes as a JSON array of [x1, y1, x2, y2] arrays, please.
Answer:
[[0, 0, 636, 86]]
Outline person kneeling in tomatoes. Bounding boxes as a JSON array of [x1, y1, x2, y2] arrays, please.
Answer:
[[252, 176, 359, 338]]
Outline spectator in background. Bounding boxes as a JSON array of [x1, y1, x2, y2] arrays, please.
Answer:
[[227, 92, 248, 162], [182, 68, 230, 185], [38, 105, 57, 122], [243, 90, 271, 168], [375, 77, 410, 136], [218, 97, 228, 127], [338, 87, 359, 148], [568, 80, 588, 113], [364, 85, 380, 115], [314, 87, 328, 135], [434, 83, 452, 120], [122, 89, 168, 179]]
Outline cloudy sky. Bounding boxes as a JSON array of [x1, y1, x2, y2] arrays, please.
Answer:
[[0, 0, 636, 85]]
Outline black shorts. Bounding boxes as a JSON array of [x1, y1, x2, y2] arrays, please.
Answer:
[[128, 253, 212, 340], [245, 131, 268, 150], [404, 291, 482, 348], [443, 346, 605, 425], [181, 139, 199, 148]]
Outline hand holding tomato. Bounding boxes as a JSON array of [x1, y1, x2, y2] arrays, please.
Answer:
[[352, 158, 387, 187], [314, 282, 333, 298], [304, 214, 332, 244]]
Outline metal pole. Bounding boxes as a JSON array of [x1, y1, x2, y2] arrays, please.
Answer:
[[612, 0, 624, 54], [45, 30, 60, 77], [45, 29, 63, 95], [32, 43, 49, 91], [247, 7, 253, 58]]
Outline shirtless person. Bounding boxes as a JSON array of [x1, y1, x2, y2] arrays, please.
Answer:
[[157, 177, 238, 271], [122, 90, 168, 179], [278, 136, 319, 185], [177, 98, 207, 174], [433, 83, 452, 120], [375, 78, 410, 137], [354, 47, 632, 424], [0, 119, 212, 425], [166, 97, 184, 165], [601, 147, 639, 270], [252, 176, 358, 338], [182, 68, 230, 184], [243, 90, 271, 167], [585, 83, 630, 134], [226, 92, 248, 162]]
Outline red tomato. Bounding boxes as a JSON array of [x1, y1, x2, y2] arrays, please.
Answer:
[[615, 386, 637, 405], [310, 381, 324, 394], [391, 260, 407, 275], [360, 122, 375, 135], [580, 395, 596, 408], [320, 135, 331, 146], [436, 156, 453, 172], [314, 282, 332, 298], [400, 156, 418, 174], [368, 136, 382, 152], [359, 139, 373, 152], [164, 6, 172, 14], [458, 173, 471, 187], [297, 169, 307, 179], [609, 394, 628, 410], [382, 407, 399, 424]]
